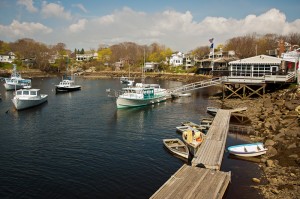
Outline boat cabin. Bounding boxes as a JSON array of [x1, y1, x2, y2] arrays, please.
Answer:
[[6, 78, 31, 84], [58, 79, 75, 87], [16, 89, 40, 97]]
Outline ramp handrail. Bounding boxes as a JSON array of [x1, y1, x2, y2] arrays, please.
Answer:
[[169, 77, 224, 94]]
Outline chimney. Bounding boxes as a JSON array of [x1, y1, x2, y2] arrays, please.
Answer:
[[278, 39, 285, 57]]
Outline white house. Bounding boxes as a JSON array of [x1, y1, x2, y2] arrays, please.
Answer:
[[76, 52, 98, 61], [0, 52, 15, 63], [169, 52, 184, 67], [144, 62, 159, 72]]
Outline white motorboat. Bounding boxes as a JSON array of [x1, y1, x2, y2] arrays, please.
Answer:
[[56, 59, 81, 93], [163, 138, 189, 159], [55, 77, 81, 92], [4, 64, 31, 91], [12, 88, 48, 110], [182, 129, 204, 156], [228, 142, 268, 157], [116, 83, 169, 108], [120, 76, 135, 86], [171, 92, 191, 98]]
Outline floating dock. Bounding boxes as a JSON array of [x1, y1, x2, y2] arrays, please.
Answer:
[[151, 107, 247, 198], [150, 164, 231, 199], [191, 109, 231, 168]]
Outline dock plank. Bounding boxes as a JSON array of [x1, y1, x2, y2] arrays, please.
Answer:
[[191, 109, 232, 168], [150, 164, 231, 199]]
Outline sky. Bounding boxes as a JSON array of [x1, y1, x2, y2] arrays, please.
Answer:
[[0, 0, 300, 53]]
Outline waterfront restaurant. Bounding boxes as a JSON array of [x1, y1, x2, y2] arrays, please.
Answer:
[[228, 55, 283, 78]]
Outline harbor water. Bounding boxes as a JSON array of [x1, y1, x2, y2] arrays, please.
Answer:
[[0, 77, 263, 198]]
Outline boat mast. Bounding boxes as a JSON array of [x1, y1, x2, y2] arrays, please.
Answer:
[[142, 48, 145, 83]]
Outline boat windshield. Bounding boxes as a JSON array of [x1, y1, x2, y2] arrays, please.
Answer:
[[30, 90, 37, 95]]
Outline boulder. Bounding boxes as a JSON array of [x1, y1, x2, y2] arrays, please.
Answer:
[[265, 139, 275, 146], [252, 178, 260, 183], [263, 99, 273, 108], [285, 100, 300, 111], [266, 159, 274, 167], [267, 146, 278, 157], [274, 99, 285, 107], [285, 127, 300, 137], [287, 143, 297, 149]]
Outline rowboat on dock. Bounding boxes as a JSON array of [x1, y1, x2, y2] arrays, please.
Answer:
[[228, 142, 267, 157], [206, 107, 219, 115], [181, 121, 202, 128], [163, 138, 189, 159], [200, 118, 213, 127], [181, 120, 209, 135], [176, 125, 205, 134], [182, 129, 204, 156]]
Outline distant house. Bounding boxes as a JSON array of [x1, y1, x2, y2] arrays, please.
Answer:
[[114, 58, 133, 70], [0, 52, 15, 63], [169, 52, 184, 67], [144, 62, 159, 72], [76, 52, 98, 61], [183, 54, 195, 70], [281, 49, 300, 73]]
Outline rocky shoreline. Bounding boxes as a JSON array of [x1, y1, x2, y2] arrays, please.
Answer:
[[216, 86, 300, 199], [0, 70, 210, 83]]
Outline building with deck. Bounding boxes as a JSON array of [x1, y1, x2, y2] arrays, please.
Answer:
[[196, 50, 238, 74], [222, 54, 298, 99]]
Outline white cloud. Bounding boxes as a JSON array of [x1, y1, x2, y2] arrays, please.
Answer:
[[69, 19, 87, 33], [1, 7, 299, 52], [0, 20, 52, 38], [72, 4, 87, 13], [41, 2, 71, 20], [17, 0, 38, 13], [59, 7, 300, 52]]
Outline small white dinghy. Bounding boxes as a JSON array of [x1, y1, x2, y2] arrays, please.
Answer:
[[163, 138, 189, 159], [176, 125, 205, 134], [228, 142, 267, 157], [206, 107, 219, 115]]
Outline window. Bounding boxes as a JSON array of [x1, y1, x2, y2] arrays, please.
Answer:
[[23, 91, 29, 95], [30, 91, 37, 95]]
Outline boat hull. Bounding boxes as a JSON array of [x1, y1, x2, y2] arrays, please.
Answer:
[[116, 96, 167, 108], [163, 139, 189, 159], [12, 95, 48, 110], [182, 129, 203, 156], [55, 86, 81, 92], [4, 83, 31, 91], [228, 143, 267, 157]]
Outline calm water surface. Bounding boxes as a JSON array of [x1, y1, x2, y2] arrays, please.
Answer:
[[0, 77, 262, 199]]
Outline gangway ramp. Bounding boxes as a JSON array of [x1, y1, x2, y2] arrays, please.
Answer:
[[169, 77, 224, 95]]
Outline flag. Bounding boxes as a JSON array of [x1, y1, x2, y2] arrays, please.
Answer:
[[209, 38, 214, 49]]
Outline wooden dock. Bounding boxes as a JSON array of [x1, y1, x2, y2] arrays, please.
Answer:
[[150, 164, 231, 199], [191, 109, 231, 168], [151, 108, 246, 198]]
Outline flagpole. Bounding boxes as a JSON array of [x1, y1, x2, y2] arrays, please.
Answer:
[[212, 45, 214, 71]]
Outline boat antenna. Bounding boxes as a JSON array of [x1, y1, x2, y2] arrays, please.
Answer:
[[142, 48, 145, 83]]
